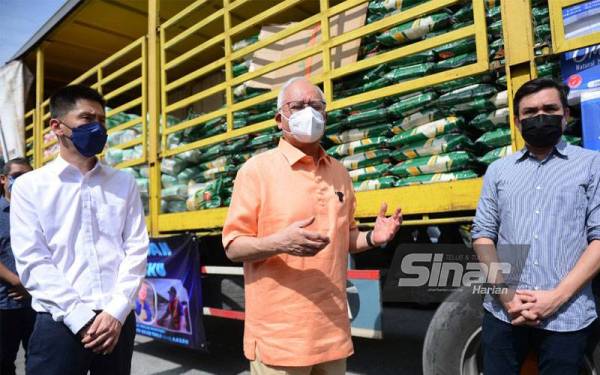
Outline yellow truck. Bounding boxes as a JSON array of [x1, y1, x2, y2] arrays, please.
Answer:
[[6, 0, 600, 373]]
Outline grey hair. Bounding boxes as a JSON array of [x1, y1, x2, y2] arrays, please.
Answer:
[[276, 77, 326, 109]]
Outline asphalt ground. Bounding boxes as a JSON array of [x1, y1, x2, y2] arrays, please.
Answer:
[[16, 307, 434, 374]]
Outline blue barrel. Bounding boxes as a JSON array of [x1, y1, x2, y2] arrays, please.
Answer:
[[581, 93, 600, 151]]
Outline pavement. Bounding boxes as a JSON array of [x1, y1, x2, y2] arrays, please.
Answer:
[[16, 307, 433, 374]]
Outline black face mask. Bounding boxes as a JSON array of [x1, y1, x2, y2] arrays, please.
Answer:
[[519, 114, 564, 148]]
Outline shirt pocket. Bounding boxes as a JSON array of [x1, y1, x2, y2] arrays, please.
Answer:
[[97, 204, 126, 236]]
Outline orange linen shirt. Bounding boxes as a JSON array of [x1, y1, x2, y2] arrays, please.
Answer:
[[222, 138, 357, 366]]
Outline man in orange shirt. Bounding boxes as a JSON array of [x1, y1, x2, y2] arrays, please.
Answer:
[[222, 77, 402, 375]]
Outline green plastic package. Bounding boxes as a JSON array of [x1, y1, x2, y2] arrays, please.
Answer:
[[348, 163, 391, 182], [433, 53, 477, 72], [395, 170, 479, 187], [475, 127, 512, 149], [327, 136, 387, 157], [377, 13, 452, 46], [468, 107, 509, 132], [387, 91, 438, 118], [353, 176, 397, 192], [388, 116, 464, 146], [161, 184, 188, 201], [390, 151, 473, 177], [391, 109, 444, 134], [340, 149, 390, 170], [327, 124, 391, 144], [391, 134, 474, 161], [433, 38, 476, 60], [437, 84, 498, 107], [383, 63, 434, 83], [346, 108, 389, 126], [452, 90, 508, 113], [478, 145, 513, 165]]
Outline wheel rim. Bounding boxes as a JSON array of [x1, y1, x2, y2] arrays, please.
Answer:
[[460, 327, 482, 375]]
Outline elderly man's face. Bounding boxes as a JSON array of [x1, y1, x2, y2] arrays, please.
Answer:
[[276, 80, 326, 134]]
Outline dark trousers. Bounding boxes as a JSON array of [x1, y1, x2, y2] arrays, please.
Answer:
[[0, 307, 36, 375], [26, 312, 136, 375], [482, 311, 591, 375]]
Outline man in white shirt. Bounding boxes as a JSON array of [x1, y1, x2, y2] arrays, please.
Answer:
[[10, 84, 148, 375]]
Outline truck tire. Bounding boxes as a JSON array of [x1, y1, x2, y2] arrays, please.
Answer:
[[422, 288, 600, 375], [422, 288, 483, 375]]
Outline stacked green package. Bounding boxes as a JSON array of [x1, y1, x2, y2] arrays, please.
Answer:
[[390, 151, 473, 177], [391, 134, 474, 161], [384, 63, 434, 83], [396, 170, 479, 187], [376, 12, 452, 46], [346, 108, 388, 126], [452, 90, 508, 113], [467, 107, 510, 132], [232, 34, 259, 52], [389, 116, 464, 147], [564, 135, 582, 146], [327, 123, 391, 144], [437, 84, 498, 107], [387, 91, 438, 118], [353, 176, 397, 192], [433, 53, 477, 72], [340, 149, 390, 170], [327, 136, 387, 157], [478, 145, 513, 165], [348, 163, 391, 182], [391, 109, 444, 134], [475, 127, 512, 149], [161, 184, 188, 201]]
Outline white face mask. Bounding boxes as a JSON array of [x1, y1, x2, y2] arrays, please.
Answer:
[[281, 106, 325, 144]]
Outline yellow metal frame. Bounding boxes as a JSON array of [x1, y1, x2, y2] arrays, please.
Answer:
[[155, 0, 489, 231], [549, 0, 600, 53], [38, 38, 148, 169], [25, 0, 600, 234]]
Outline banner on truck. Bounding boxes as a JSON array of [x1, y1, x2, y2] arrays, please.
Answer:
[[560, 42, 600, 102], [0, 61, 33, 160], [136, 235, 207, 350]]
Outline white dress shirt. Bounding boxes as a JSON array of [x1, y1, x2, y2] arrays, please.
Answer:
[[10, 156, 148, 334]]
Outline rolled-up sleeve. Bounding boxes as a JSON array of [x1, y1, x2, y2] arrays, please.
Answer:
[[222, 162, 260, 249], [586, 154, 600, 243], [472, 162, 500, 242]]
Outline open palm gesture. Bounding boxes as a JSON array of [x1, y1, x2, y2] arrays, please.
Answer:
[[371, 203, 402, 246]]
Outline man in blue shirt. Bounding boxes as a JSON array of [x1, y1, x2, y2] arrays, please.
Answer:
[[472, 78, 600, 375], [473, 78, 600, 374], [0, 157, 34, 375]]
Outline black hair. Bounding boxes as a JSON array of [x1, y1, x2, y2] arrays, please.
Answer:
[[513, 77, 569, 115], [2, 157, 32, 176], [49, 84, 105, 118]]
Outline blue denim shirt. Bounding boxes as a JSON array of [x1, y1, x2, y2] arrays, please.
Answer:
[[0, 196, 24, 309], [472, 140, 600, 332]]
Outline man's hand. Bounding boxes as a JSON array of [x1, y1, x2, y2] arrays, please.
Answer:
[[498, 290, 540, 326], [371, 203, 402, 246], [272, 217, 330, 257], [8, 282, 29, 301], [514, 289, 567, 322], [81, 312, 122, 354]]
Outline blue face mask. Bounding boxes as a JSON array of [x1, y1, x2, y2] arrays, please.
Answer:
[[67, 122, 108, 157]]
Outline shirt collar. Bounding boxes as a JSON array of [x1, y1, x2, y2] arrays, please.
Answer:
[[49, 155, 104, 177], [278, 138, 331, 166], [0, 196, 9, 211], [516, 138, 570, 163]]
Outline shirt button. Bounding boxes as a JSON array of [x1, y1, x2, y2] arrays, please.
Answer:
[[534, 261, 539, 265], [536, 186, 541, 190], [533, 234, 538, 240], [534, 286, 540, 290], [535, 210, 540, 214]]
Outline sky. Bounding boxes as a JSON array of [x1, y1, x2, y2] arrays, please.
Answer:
[[0, 0, 66, 65]]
